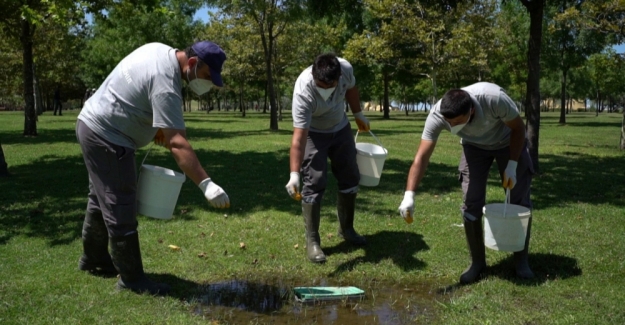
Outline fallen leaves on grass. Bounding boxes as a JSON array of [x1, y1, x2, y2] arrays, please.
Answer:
[[168, 245, 181, 251]]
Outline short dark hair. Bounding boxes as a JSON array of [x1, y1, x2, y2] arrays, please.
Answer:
[[312, 53, 341, 85], [184, 46, 205, 68], [440, 89, 472, 119]]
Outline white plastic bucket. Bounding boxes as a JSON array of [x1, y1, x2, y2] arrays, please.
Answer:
[[136, 146, 186, 219], [355, 131, 388, 187], [483, 191, 531, 252], [137, 164, 185, 219]]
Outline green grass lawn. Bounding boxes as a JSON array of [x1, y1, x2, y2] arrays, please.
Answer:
[[1, 109, 624, 324]]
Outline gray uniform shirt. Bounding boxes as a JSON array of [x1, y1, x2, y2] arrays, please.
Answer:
[[292, 58, 356, 133], [422, 82, 519, 150], [78, 42, 185, 149]]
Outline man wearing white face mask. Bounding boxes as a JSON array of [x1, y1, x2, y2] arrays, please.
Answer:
[[398, 82, 535, 284], [286, 53, 370, 263], [76, 41, 229, 296]]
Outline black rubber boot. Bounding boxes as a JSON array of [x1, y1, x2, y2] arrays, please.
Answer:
[[336, 192, 366, 245], [514, 217, 535, 279], [460, 218, 487, 284], [302, 201, 326, 263], [110, 233, 170, 295], [78, 211, 117, 276]]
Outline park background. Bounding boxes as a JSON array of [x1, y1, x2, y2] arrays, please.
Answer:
[[1, 1, 625, 324]]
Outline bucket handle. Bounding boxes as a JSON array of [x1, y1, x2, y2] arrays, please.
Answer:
[[355, 130, 384, 148], [503, 189, 510, 217], [139, 143, 186, 179], [141, 143, 154, 167]]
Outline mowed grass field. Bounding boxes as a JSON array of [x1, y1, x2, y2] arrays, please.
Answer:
[[0, 109, 624, 324]]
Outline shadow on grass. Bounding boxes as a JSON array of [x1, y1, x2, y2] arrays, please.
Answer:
[[2, 148, 624, 247], [148, 272, 203, 301], [325, 230, 429, 276], [487, 252, 582, 286], [436, 252, 581, 294]]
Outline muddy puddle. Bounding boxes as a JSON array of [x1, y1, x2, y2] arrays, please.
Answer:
[[192, 279, 448, 324]]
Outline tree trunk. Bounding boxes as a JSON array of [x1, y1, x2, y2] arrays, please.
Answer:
[[0, 139, 8, 177], [22, 20, 37, 136], [383, 68, 390, 119], [258, 21, 278, 130], [559, 68, 567, 124], [521, 0, 544, 173]]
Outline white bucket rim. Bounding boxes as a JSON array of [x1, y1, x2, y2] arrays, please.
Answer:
[[483, 203, 531, 218], [141, 164, 186, 182], [355, 142, 388, 158]]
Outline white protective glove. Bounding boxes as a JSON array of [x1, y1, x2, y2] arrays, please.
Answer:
[[285, 172, 301, 200], [398, 191, 415, 223], [353, 111, 370, 132], [503, 160, 518, 189], [199, 178, 230, 208]]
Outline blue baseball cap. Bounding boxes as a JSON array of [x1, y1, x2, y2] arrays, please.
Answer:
[[191, 41, 226, 87]]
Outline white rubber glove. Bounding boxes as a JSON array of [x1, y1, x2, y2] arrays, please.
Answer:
[[199, 178, 230, 208], [503, 160, 518, 189], [398, 191, 415, 221], [285, 172, 301, 200], [353, 111, 370, 132]]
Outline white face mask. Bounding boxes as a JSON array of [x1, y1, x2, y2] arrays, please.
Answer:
[[316, 86, 335, 101], [187, 62, 214, 96], [449, 113, 472, 135]]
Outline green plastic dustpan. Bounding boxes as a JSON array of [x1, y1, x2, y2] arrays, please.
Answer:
[[293, 286, 365, 303]]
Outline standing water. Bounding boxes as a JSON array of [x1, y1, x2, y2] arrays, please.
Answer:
[[192, 279, 445, 324]]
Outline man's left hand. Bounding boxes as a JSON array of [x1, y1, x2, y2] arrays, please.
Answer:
[[503, 160, 518, 189], [353, 112, 370, 132]]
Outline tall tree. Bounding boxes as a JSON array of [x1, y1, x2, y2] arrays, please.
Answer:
[[0, 0, 98, 136], [81, 0, 201, 87], [543, 0, 607, 124], [208, 0, 304, 130], [519, 0, 545, 173], [490, 0, 530, 105]]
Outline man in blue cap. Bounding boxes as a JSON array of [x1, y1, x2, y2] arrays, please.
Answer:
[[76, 41, 229, 295]]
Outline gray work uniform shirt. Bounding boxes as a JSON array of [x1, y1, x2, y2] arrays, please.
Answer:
[[78, 42, 185, 149], [422, 82, 519, 150], [291, 58, 356, 133]]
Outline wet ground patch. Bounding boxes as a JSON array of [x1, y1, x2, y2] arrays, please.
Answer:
[[192, 278, 447, 324]]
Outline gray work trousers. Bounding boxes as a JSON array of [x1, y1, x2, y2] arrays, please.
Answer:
[[76, 120, 138, 237], [301, 124, 360, 204], [458, 142, 534, 221]]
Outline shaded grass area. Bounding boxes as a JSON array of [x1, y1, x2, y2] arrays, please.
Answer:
[[0, 110, 624, 324]]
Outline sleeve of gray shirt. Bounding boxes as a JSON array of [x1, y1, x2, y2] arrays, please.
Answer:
[[292, 72, 314, 129], [421, 100, 447, 141], [494, 89, 519, 122]]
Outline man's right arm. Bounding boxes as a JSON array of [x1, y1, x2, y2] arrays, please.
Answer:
[[285, 127, 308, 199], [405, 139, 437, 192], [399, 139, 437, 220], [162, 128, 229, 208], [161, 128, 208, 185], [289, 127, 308, 173]]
